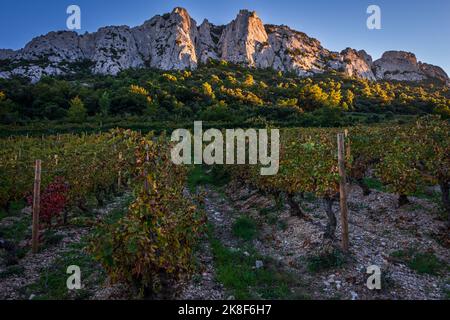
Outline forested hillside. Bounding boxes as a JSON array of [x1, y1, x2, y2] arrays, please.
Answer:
[[1, 61, 449, 132]]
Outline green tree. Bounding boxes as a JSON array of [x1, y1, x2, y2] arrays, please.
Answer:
[[67, 96, 87, 122], [0, 91, 19, 124], [99, 92, 111, 116]]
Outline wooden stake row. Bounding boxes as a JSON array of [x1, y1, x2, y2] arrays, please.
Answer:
[[337, 132, 349, 253], [31, 160, 41, 254]]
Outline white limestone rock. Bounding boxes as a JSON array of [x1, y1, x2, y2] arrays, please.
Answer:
[[196, 19, 221, 63], [373, 51, 426, 81], [218, 10, 271, 67], [265, 24, 337, 76], [9, 65, 63, 83], [0, 49, 17, 60], [132, 7, 199, 70], [88, 26, 144, 75], [18, 31, 85, 63], [340, 48, 376, 80]]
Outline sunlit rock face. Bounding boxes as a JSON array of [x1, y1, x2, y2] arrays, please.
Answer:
[[339, 48, 376, 81], [217, 10, 270, 66], [132, 7, 199, 70], [0, 8, 448, 84]]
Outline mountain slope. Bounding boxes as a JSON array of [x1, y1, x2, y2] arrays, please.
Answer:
[[0, 7, 448, 85]]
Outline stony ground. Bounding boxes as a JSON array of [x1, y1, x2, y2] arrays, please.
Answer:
[[0, 194, 131, 300], [179, 181, 449, 300]]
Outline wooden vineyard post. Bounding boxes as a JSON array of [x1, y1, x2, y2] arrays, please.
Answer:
[[32, 160, 42, 254], [144, 145, 149, 193], [344, 129, 351, 161], [118, 152, 123, 191], [344, 129, 351, 195], [337, 134, 349, 253]]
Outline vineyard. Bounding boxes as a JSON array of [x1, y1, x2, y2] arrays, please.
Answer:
[[228, 116, 449, 237], [0, 117, 449, 299]]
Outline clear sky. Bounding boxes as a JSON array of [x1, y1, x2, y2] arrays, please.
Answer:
[[0, 0, 449, 74]]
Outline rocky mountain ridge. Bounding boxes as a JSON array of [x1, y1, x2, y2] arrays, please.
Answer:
[[0, 7, 448, 85]]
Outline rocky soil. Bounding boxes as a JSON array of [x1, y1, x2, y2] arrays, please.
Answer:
[[0, 194, 130, 300], [180, 181, 449, 300]]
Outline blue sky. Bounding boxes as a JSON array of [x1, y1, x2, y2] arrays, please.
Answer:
[[1, 0, 449, 74]]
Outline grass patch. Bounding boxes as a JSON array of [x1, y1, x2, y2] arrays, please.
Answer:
[[412, 188, 441, 201], [0, 200, 26, 222], [25, 240, 104, 300], [0, 209, 8, 221], [277, 220, 288, 231], [0, 265, 25, 279], [208, 224, 303, 299], [266, 213, 279, 226], [306, 249, 347, 273], [391, 249, 447, 275], [259, 207, 285, 229], [41, 230, 65, 249], [259, 207, 274, 216], [232, 216, 258, 241], [187, 165, 230, 192], [363, 178, 385, 192], [0, 215, 32, 243]]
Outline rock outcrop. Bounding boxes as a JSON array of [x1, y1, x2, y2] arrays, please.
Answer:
[[196, 19, 221, 63], [0, 49, 18, 60], [218, 10, 270, 66], [372, 51, 449, 83], [88, 26, 144, 75], [373, 51, 426, 81], [266, 24, 338, 76], [339, 48, 376, 81], [0, 7, 448, 84], [418, 62, 449, 84], [132, 7, 199, 70]]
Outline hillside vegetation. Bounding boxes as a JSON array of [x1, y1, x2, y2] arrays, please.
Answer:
[[0, 61, 449, 134]]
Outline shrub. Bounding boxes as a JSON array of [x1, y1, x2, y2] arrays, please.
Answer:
[[27, 177, 69, 226]]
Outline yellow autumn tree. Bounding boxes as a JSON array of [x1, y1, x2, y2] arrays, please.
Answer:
[[243, 74, 255, 87], [202, 82, 215, 100], [130, 85, 152, 104], [344, 89, 355, 107], [130, 85, 149, 96]]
